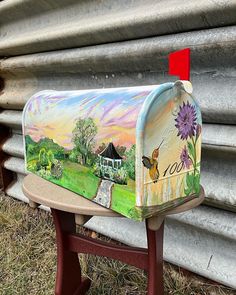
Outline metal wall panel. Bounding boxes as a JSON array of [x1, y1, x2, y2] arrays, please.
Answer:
[[1, 0, 236, 56], [1, 26, 236, 124], [0, 0, 236, 288]]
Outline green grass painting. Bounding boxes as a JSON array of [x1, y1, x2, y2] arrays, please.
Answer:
[[111, 179, 136, 217], [25, 133, 137, 219], [27, 160, 100, 200], [27, 158, 137, 217]]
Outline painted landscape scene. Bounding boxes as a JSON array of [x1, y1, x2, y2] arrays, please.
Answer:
[[23, 87, 155, 219]]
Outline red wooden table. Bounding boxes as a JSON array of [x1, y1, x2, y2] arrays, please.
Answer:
[[23, 174, 204, 295]]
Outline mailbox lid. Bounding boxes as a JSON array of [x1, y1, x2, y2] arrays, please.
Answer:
[[135, 81, 202, 219]]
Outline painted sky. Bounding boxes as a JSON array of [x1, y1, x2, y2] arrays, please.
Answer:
[[24, 86, 158, 150]]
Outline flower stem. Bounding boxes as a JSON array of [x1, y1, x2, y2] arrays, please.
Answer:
[[191, 136, 197, 176]]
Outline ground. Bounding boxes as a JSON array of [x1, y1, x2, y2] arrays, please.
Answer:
[[0, 192, 235, 295]]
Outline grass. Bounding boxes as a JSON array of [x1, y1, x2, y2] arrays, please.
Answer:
[[111, 179, 136, 218], [1, 192, 236, 295], [28, 160, 100, 199], [51, 161, 100, 199], [28, 157, 138, 218]]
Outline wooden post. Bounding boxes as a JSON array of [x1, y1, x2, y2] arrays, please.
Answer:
[[0, 125, 14, 190], [146, 220, 165, 295], [51, 209, 91, 295]]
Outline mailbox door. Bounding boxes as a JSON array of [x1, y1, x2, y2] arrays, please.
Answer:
[[139, 83, 201, 217]]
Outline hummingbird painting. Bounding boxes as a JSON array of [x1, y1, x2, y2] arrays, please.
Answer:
[[142, 140, 164, 183]]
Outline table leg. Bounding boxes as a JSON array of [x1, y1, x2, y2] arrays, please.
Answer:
[[51, 208, 164, 294], [51, 209, 91, 295], [0, 126, 14, 190], [146, 220, 164, 295]]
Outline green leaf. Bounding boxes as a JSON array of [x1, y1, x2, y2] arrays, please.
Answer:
[[184, 187, 192, 196], [186, 172, 194, 188], [187, 141, 195, 159], [193, 173, 201, 194], [195, 169, 200, 175]]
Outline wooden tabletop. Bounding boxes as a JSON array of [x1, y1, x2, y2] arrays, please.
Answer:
[[23, 174, 121, 217], [22, 174, 204, 219]]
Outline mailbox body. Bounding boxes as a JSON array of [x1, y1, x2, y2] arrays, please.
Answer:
[[23, 81, 202, 220]]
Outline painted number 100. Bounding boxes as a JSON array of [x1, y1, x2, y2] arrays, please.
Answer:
[[163, 161, 184, 177]]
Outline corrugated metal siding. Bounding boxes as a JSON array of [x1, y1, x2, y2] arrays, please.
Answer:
[[0, 0, 236, 288], [1, 0, 236, 56], [1, 26, 236, 124]]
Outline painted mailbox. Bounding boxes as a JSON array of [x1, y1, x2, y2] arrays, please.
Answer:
[[23, 80, 202, 221]]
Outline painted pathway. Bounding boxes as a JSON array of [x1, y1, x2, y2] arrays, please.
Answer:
[[93, 179, 113, 208]]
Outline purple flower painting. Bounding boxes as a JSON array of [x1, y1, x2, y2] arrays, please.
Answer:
[[175, 101, 197, 140], [180, 146, 192, 169], [196, 123, 201, 139], [174, 100, 201, 196]]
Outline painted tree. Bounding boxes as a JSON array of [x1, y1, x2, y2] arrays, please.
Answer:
[[115, 145, 126, 157], [95, 143, 106, 155], [27, 144, 35, 155], [72, 117, 97, 165], [96, 143, 126, 156], [124, 144, 136, 180]]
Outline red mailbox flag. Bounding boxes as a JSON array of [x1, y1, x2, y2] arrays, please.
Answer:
[[169, 48, 190, 81]]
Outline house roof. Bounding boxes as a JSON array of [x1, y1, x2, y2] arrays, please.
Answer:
[[99, 142, 123, 160]]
